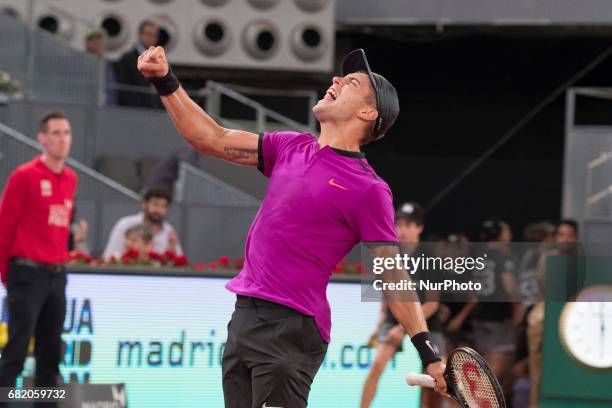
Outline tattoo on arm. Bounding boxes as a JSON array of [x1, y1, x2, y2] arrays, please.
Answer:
[[223, 146, 258, 158]]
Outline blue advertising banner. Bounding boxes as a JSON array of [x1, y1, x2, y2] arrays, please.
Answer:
[[0, 271, 421, 407]]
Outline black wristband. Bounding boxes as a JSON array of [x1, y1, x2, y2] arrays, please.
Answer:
[[411, 331, 441, 367], [149, 67, 180, 96]]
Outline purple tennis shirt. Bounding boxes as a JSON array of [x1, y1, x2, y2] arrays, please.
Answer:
[[225, 131, 398, 342]]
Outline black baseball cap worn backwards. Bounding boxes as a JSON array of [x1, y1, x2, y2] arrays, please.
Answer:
[[342, 48, 400, 141]]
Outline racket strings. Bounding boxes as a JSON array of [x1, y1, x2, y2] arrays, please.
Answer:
[[449, 352, 502, 408]]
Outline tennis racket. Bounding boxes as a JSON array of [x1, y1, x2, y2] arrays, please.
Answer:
[[406, 347, 507, 408]]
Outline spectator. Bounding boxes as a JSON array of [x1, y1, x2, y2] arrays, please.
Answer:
[[360, 202, 445, 408], [102, 187, 182, 260], [123, 224, 154, 259], [114, 20, 160, 107], [143, 145, 200, 194], [469, 219, 522, 387], [555, 219, 579, 245], [527, 219, 579, 407], [518, 222, 555, 306], [68, 205, 89, 254], [0, 111, 78, 388], [84, 28, 118, 106], [71, 219, 89, 254], [510, 222, 554, 407], [440, 233, 474, 351]]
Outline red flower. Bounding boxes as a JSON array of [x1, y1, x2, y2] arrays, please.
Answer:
[[123, 248, 140, 259], [334, 263, 344, 274], [233, 258, 244, 270], [68, 251, 93, 263], [354, 263, 364, 273], [121, 255, 133, 265], [209, 262, 219, 269], [164, 249, 177, 261], [109, 256, 118, 264], [173, 255, 189, 267], [148, 251, 165, 262], [218, 256, 230, 267], [194, 262, 206, 270]]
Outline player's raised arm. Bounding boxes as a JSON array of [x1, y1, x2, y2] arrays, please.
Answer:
[[137, 46, 259, 166]]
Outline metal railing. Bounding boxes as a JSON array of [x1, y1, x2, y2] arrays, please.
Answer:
[[586, 150, 612, 207], [0, 9, 102, 106], [222, 83, 318, 130], [1, 11, 317, 130], [175, 162, 260, 208], [1, 9, 318, 134], [565, 87, 612, 227], [585, 149, 612, 213], [568, 88, 612, 218], [0, 120, 261, 261], [0, 120, 140, 253], [205, 80, 317, 135], [0, 121, 139, 201]]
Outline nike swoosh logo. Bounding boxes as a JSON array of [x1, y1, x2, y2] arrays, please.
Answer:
[[426, 340, 436, 353], [329, 178, 349, 190]]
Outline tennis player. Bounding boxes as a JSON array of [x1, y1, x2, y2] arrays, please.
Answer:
[[138, 47, 447, 407]]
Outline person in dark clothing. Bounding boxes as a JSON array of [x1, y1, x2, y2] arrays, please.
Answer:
[[84, 28, 118, 106], [527, 219, 579, 407], [143, 145, 200, 193], [67, 205, 89, 254], [115, 20, 160, 107], [469, 219, 522, 383], [439, 233, 474, 349], [361, 203, 445, 408], [510, 222, 555, 408]]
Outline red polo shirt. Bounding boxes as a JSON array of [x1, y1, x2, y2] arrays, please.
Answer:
[[0, 156, 78, 283]]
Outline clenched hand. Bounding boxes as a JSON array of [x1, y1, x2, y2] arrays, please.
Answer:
[[137, 46, 169, 78]]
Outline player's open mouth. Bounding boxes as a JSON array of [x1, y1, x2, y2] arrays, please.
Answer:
[[323, 87, 338, 102]]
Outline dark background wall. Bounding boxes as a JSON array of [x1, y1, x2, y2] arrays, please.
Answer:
[[339, 30, 612, 239]]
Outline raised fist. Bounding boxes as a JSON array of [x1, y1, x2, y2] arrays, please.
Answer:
[[137, 46, 169, 78]]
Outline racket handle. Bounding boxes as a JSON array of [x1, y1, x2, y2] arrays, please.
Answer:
[[406, 373, 436, 388]]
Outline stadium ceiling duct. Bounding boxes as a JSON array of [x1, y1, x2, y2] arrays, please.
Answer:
[[0, 6, 20, 19], [0, 0, 27, 20], [290, 23, 328, 62], [0, 0, 335, 72], [242, 20, 280, 60], [96, 12, 129, 51], [193, 18, 232, 57], [36, 10, 75, 42], [150, 15, 178, 52]]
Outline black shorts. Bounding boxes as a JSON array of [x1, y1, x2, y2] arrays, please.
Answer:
[[222, 295, 328, 408]]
